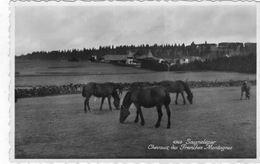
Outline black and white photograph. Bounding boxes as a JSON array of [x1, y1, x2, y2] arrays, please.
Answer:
[[10, 1, 258, 163]]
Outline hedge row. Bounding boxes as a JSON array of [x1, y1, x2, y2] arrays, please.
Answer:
[[15, 80, 256, 99], [141, 60, 169, 71], [140, 54, 256, 73]]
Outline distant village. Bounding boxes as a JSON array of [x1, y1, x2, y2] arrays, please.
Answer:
[[17, 42, 256, 67], [89, 42, 256, 66]]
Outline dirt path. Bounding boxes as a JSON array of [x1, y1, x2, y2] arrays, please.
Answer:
[[15, 86, 256, 158]]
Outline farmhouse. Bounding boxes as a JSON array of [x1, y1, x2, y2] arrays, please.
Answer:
[[176, 57, 189, 64], [99, 54, 127, 63], [125, 51, 139, 64], [134, 50, 158, 60]]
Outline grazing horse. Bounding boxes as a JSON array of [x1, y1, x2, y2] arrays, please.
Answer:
[[82, 82, 122, 113], [159, 80, 193, 104], [120, 86, 171, 129], [240, 81, 252, 100]]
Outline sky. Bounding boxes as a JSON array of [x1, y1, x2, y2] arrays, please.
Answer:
[[15, 3, 256, 56]]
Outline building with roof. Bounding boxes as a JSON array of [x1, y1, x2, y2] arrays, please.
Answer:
[[134, 50, 158, 60], [99, 54, 127, 63]]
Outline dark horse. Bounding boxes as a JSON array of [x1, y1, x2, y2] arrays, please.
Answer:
[[159, 80, 193, 105], [82, 82, 122, 113], [241, 80, 252, 100], [120, 86, 171, 128]]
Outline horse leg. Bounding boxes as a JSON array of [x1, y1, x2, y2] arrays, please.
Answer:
[[100, 97, 105, 111], [165, 105, 171, 129], [245, 90, 250, 100], [134, 110, 139, 123], [180, 91, 186, 105], [108, 95, 112, 110], [84, 98, 87, 113], [155, 106, 163, 128], [135, 104, 145, 126], [84, 96, 91, 113], [240, 91, 243, 100], [175, 92, 179, 104]]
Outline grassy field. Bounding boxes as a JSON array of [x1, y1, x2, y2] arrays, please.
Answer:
[[15, 86, 256, 158], [15, 60, 256, 87]]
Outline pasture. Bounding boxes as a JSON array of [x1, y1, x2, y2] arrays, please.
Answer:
[[15, 60, 256, 87], [15, 86, 256, 158]]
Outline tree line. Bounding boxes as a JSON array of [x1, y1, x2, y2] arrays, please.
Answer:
[[170, 53, 256, 73], [16, 42, 256, 61], [141, 53, 256, 73]]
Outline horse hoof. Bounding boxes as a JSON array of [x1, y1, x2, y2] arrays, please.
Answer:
[[155, 125, 160, 128], [141, 122, 145, 126], [167, 126, 171, 129], [134, 120, 138, 123]]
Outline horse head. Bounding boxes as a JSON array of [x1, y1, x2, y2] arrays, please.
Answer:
[[119, 91, 132, 123], [187, 92, 193, 104], [111, 84, 122, 110], [113, 94, 121, 110], [120, 105, 130, 123], [115, 83, 123, 95]]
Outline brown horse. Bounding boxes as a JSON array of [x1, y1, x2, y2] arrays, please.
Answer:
[[82, 82, 122, 113], [241, 81, 252, 100], [120, 86, 171, 128], [159, 80, 193, 105]]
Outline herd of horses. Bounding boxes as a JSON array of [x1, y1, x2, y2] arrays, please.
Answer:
[[82, 80, 192, 129], [81, 80, 252, 129], [15, 79, 252, 129]]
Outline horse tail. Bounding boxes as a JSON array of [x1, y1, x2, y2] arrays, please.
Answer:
[[82, 86, 86, 97], [164, 89, 171, 105]]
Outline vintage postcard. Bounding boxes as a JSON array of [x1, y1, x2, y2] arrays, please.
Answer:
[[10, 1, 259, 163]]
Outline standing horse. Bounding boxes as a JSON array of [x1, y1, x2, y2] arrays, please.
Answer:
[[159, 80, 193, 105], [120, 86, 171, 128], [240, 81, 252, 100], [82, 82, 122, 113]]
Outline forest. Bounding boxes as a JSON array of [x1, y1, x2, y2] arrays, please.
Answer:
[[16, 42, 256, 61]]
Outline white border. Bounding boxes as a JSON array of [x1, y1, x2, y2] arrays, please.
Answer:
[[0, 0, 10, 164], [7, 1, 260, 163]]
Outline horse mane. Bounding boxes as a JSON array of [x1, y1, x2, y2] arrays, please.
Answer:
[[122, 91, 133, 109], [177, 80, 192, 95], [106, 82, 123, 95]]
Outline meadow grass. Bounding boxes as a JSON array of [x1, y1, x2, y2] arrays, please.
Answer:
[[15, 86, 256, 158]]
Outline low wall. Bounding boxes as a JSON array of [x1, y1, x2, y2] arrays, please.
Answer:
[[15, 80, 256, 99]]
